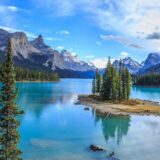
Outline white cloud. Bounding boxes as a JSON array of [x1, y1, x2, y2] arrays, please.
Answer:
[[101, 34, 143, 49], [96, 41, 101, 46], [90, 58, 115, 68], [0, 5, 19, 13], [85, 55, 95, 59], [34, 0, 160, 51], [7, 6, 18, 12], [56, 30, 70, 36], [120, 52, 129, 59], [45, 37, 62, 41], [71, 52, 77, 57], [0, 26, 36, 38], [56, 46, 65, 50]]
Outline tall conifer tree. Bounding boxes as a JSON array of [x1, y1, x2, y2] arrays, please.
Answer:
[[92, 77, 96, 95], [95, 69, 101, 94], [101, 57, 112, 100], [0, 39, 23, 160], [125, 68, 131, 100]]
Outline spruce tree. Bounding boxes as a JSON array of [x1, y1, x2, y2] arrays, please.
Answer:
[[101, 57, 112, 100], [95, 69, 101, 94], [92, 77, 96, 95], [0, 39, 23, 160], [110, 66, 117, 100], [125, 68, 131, 100], [118, 60, 122, 101]]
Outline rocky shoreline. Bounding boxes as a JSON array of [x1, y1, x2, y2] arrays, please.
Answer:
[[77, 95, 160, 116]]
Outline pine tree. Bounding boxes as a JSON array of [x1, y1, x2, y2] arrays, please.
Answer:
[[95, 69, 101, 94], [118, 60, 122, 101], [125, 68, 131, 100], [101, 57, 112, 100], [0, 39, 23, 160], [99, 57, 131, 101], [92, 77, 96, 95], [110, 66, 118, 100]]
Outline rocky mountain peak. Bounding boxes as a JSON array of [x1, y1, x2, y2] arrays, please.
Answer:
[[113, 57, 142, 74], [30, 35, 48, 50], [11, 32, 28, 46], [0, 29, 10, 48], [143, 52, 160, 69], [36, 35, 44, 44]]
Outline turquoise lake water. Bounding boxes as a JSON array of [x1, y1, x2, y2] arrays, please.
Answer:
[[12, 79, 160, 159]]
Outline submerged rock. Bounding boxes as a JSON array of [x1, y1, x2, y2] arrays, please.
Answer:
[[74, 100, 81, 105], [89, 144, 104, 152], [84, 107, 90, 110], [108, 157, 120, 160]]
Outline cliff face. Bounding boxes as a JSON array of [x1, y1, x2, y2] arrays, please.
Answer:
[[0, 28, 96, 78]]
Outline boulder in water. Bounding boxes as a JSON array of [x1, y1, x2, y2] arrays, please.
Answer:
[[89, 144, 104, 152]]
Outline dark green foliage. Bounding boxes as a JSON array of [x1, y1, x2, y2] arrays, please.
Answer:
[[92, 77, 96, 95], [125, 68, 131, 100], [101, 57, 112, 99], [134, 73, 160, 86], [94, 57, 131, 101], [92, 69, 102, 95], [0, 39, 23, 160], [0, 65, 59, 82], [95, 69, 101, 94]]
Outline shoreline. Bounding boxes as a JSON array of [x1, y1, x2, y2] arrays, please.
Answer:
[[78, 95, 160, 116], [15, 80, 60, 83], [133, 84, 160, 88]]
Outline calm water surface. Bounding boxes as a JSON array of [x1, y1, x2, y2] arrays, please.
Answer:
[[14, 79, 160, 160]]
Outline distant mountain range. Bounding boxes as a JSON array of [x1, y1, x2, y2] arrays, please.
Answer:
[[112, 53, 160, 75], [0, 29, 96, 78], [1, 28, 160, 77]]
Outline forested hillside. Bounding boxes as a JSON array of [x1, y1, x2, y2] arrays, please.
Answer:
[[133, 73, 160, 86], [0, 64, 59, 82]]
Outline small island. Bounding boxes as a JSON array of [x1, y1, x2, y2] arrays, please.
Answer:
[[78, 95, 160, 116], [78, 57, 160, 116]]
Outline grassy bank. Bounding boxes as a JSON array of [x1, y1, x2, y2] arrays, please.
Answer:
[[78, 95, 160, 116]]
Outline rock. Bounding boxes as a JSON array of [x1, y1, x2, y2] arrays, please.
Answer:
[[84, 107, 89, 110], [107, 157, 120, 160], [109, 152, 115, 157], [89, 144, 104, 152], [74, 100, 81, 105]]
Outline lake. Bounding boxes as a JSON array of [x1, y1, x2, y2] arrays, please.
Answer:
[[14, 79, 160, 160]]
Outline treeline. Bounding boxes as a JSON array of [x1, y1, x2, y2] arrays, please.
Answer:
[[133, 73, 160, 86], [0, 64, 59, 81], [92, 57, 131, 101]]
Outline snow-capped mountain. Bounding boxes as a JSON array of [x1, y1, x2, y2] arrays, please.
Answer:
[[143, 53, 160, 69], [0, 28, 96, 78], [0, 29, 40, 59], [113, 57, 142, 74]]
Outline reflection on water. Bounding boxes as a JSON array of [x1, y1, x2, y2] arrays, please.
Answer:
[[95, 112, 130, 145], [11, 79, 160, 160]]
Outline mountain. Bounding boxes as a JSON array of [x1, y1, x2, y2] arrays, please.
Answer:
[[0, 29, 96, 78], [139, 63, 160, 75], [0, 29, 40, 59], [143, 53, 160, 69], [113, 57, 142, 74], [137, 53, 160, 74], [30, 35, 96, 77]]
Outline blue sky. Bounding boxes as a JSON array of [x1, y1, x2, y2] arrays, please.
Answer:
[[0, 0, 160, 68]]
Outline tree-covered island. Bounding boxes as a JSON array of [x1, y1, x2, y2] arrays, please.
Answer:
[[78, 57, 160, 116]]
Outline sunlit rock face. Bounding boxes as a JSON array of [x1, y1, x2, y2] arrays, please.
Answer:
[[143, 53, 160, 69], [0, 28, 96, 78], [113, 57, 142, 74]]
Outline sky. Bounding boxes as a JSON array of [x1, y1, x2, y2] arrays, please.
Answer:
[[0, 0, 160, 68]]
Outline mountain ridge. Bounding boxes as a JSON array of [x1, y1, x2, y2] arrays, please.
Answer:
[[0, 28, 96, 78]]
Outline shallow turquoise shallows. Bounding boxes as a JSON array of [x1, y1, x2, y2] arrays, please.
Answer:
[[9, 79, 160, 160]]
